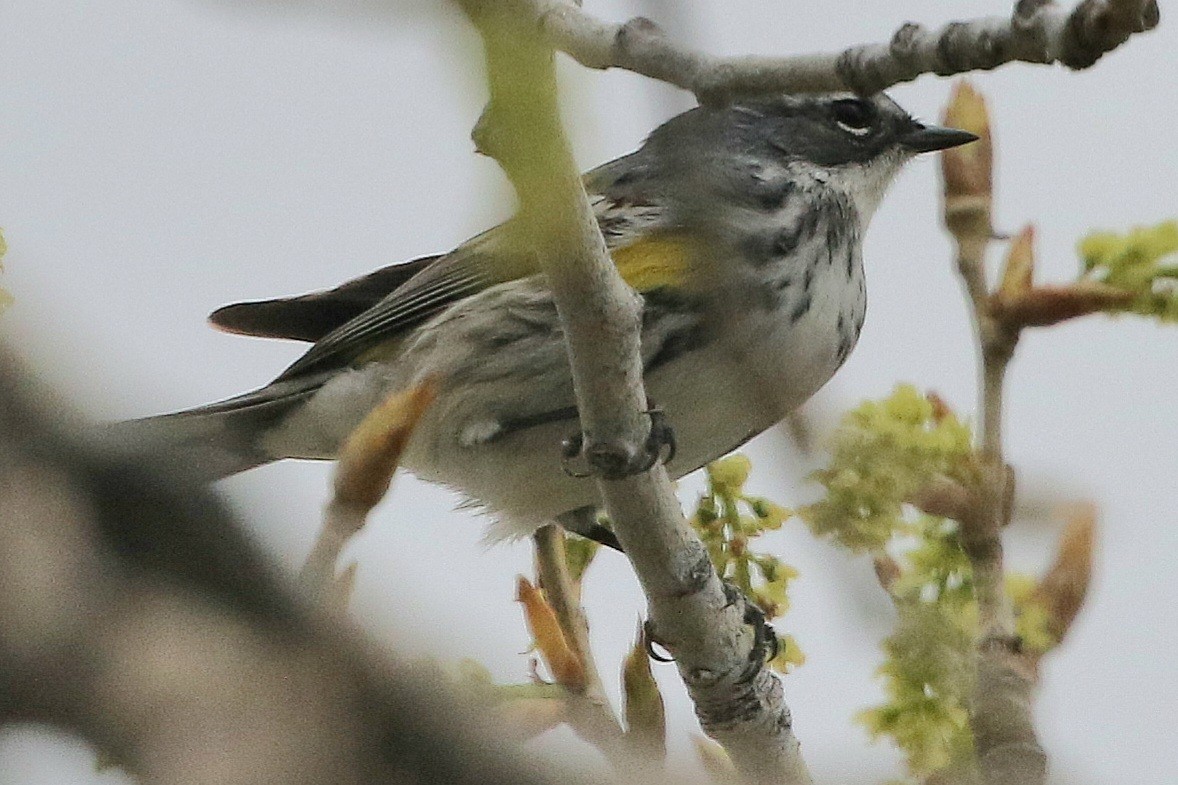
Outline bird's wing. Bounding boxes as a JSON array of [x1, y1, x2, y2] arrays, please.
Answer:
[[208, 254, 441, 342], [207, 149, 662, 345], [210, 153, 678, 383], [271, 227, 536, 381]]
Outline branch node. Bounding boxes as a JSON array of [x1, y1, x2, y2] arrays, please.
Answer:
[[1060, 0, 1157, 68], [1013, 0, 1056, 27], [1143, 0, 1162, 29], [586, 439, 645, 479], [936, 22, 979, 73], [979, 632, 1025, 655], [615, 15, 664, 51], [561, 409, 675, 481], [891, 21, 925, 59]]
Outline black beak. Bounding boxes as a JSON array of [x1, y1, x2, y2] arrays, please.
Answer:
[[901, 123, 979, 153]]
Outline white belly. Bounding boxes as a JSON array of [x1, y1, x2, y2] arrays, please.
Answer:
[[263, 263, 864, 541], [402, 301, 858, 541]]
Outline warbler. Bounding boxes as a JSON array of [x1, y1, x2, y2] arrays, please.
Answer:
[[118, 93, 974, 543]]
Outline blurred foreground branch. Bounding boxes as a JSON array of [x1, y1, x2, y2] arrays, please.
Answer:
[[0, 349, 587, 785]]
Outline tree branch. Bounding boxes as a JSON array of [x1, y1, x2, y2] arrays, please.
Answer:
[[534, 0, 1157, 102], [0, 349, 591, 785], [940, 84, 1046, 785], [456, 3, 810, 782], [531, 526, 633, 770]]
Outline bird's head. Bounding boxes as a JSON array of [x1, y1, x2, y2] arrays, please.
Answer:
[[643, 92, 977, 225]]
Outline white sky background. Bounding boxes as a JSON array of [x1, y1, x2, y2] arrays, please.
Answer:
[[1, 1, 1175, 783]]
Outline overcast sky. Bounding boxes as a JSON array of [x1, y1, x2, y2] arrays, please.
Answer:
[[2, 1, 1176, 783]]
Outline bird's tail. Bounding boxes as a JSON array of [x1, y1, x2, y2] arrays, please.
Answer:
[[102, 379, 324, 485]]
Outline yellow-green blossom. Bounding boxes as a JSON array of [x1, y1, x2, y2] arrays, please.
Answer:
[[689, 454, 801, 671], [0, 228, 11, 313], [807, 388, 1062, 775], [801, 385, 976, 552], [1078, 220, 1178, 321]]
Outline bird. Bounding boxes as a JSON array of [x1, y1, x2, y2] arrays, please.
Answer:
[[114, 92, 975, 545]]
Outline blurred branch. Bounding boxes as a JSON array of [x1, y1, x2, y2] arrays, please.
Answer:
[[0, 350, 589, 785], [1032, 504, 1097, 656], [940, 83, 1044, 785], [456, 3, 810, 783], [301, 378, 438, 606], [531, 0, 1157, 103], [529, 529, 632, 768]]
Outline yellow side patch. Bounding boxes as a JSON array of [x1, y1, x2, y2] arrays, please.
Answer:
[[347, 233, 691, 367], [355, 337, 405, 365], [612, 234, 692, 293]]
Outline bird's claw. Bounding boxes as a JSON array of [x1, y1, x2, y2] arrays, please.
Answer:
[[639, 583, 779, 668], [642, 619, 675, 663], [721, 579, 779, 665], [644, 407, 677, 467], [560, 432, 593, 478], [746, 601, 780, 664], [560, 407, 676, 480]]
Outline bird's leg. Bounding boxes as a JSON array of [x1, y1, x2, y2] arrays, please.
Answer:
[[723, 580, 780, 666], [640, 581, 779, 667], [559, 402, 676, 481], [555, 506, 623, 552]]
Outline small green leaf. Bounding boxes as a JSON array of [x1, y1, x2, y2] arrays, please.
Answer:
[[563, 533, 600, 585], [623, 624, 667, 760], [800, 385, 976, 552], [688, 454, 803, 667], [1077, 220, 1178, 321]]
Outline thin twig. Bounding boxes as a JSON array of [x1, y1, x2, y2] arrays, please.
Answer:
[[958, 234, 1017, 637], [534, 0, 1158, 102], [941, 84, 1045, 785], [532, 526, 632, 768]]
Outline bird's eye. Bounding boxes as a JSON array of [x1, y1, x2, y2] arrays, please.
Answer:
[[831, 99, 875, 137]]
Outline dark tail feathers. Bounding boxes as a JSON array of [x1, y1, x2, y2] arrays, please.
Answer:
[[102, 380, 324, 485]]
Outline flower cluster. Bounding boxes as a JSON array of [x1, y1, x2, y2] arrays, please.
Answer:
[[860, 516, 977, 774], [800, 385, 976, 552], [689, 454, 803, 672], [1079, 220, 1178, 321], [805, 386, 1057, 774]]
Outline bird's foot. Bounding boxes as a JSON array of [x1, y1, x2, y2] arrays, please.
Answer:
[[560, 406, 676, 480], [721, 580, 779, 665], [639, 581, 779, 667]]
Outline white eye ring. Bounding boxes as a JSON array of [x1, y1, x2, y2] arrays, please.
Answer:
[[837, 121, 872, 137]]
